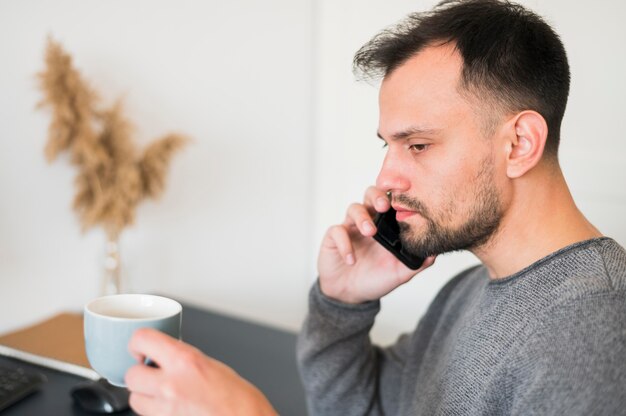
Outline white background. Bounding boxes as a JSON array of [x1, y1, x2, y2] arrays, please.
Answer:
[[1, 0, 624, 346]]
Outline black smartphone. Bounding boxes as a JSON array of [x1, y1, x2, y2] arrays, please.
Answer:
[[373, 207, 425, 270]]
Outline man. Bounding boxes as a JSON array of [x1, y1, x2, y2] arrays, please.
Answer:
[[297, 0, 626, 415], [124, 1, 625, 414]]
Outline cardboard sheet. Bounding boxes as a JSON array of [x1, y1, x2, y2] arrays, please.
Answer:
[[0, 312, 91, 369]]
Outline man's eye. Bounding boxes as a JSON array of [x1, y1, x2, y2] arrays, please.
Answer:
[[381, 142, 388, 149], [409, 144, 429, 153]]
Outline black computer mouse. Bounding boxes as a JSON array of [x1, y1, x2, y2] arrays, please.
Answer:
[[71, 378, 130, 414]]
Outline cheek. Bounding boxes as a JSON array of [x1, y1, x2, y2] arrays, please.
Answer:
[[433, 157, 494, 219], [424, 171, 471, 221], [417, 157, 463, 197], [493, 157, 512, 202]]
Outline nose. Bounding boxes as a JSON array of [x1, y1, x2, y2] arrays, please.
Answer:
[[375, 149, 411, 194]]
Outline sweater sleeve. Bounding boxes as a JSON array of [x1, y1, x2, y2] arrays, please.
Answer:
[[295, 280, 411, 416], [510, 291, 626, 415]]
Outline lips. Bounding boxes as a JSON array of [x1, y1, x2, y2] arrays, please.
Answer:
[[393, 205, 418, 221]]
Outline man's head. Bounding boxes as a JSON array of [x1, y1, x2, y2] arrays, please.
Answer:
[[359, 0, 570, 258], [355, 0, 570, 159]]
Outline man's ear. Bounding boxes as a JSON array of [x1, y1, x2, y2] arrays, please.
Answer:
[[506, 110, 548, 178]]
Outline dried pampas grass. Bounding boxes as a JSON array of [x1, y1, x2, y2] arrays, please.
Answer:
[[37, 38, 188, 240]]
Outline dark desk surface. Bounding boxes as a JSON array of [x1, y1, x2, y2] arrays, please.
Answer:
[[1, 301, 307, 415]]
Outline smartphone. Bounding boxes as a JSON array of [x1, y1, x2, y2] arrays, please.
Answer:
[[373, 207, 425, 270]]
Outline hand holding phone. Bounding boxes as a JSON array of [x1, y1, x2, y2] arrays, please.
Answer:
[[373, 207, 425, 270], [317, 187, 431, 304]]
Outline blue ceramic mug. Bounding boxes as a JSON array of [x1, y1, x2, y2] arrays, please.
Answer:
[[84, 294, 182, 387]]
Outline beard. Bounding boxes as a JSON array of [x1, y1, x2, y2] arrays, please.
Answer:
[[395, 159, 503, 258]]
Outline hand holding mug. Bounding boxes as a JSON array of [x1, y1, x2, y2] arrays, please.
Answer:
[[84, 294, 182, 387], [125, 329, 278, 416]]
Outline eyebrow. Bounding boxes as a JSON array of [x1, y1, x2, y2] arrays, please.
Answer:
[[377, 126, 441, 141]]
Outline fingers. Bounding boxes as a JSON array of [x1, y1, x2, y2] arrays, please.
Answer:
[[418, 256, 437, 272], [129, 392, 165, 416], [344, 203, 378, 237], [364, 186, 391, 213], [325, 225, 356, 265], [125, 362, 165, 415], [343, 187, 391, 234], [322, 186, 394, 269], [125, 363, 161, 396], [128, 328, 183, 369]]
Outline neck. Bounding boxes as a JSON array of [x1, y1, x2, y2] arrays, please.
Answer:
[[474, 162, 602, 279]]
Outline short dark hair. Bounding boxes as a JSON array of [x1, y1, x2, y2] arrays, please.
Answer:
[[354, 0, 570, 158]]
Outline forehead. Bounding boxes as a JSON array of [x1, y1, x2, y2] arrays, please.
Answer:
[[381, 42, 463, 101], [378, 43, 467, 132]]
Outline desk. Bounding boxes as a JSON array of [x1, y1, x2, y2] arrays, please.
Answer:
[[0, 301, 307, 415]]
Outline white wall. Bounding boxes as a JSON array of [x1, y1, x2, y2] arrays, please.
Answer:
[[1, 1, 624, 347], [0, 0, 314, 334]]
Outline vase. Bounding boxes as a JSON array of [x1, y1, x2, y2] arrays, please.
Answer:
[[101, 237, 123, 295]]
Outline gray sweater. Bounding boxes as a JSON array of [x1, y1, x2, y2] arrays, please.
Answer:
[[296, 238, 626, 415]]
